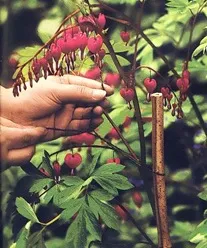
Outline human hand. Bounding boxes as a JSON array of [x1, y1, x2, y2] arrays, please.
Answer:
[[0, 117, 46, 169], [1, 75, 113, 141]]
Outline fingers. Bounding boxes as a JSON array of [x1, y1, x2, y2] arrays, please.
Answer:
[[0, 117, 22, 128], [55, 84, 107, 103], [0, 118, 47, 168], [1, 126, 47, 149], [68, 117, 103, 133], [45, 117, 103, 138], [6, 146, 35, 167], [76, 98, 110, 109], [92, 106, 104, 115], [73, 106, 103, 120], [60, 74, 114, 96]]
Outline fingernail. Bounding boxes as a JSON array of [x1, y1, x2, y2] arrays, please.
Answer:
[[92, 90, 106, 100], [93, 106, 103, 115], [35, 127, 48, 135]]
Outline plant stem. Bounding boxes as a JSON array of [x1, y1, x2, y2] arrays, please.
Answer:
[[132, 89, 156, 216], [151, 93, 171, 248], [40, 214, 61, 226], [103, 6, 207, 138], [100, 30, 155, 215], [117, 203, 156, 247], [132, 0, 145, 71], [103, 110, 139, 161], [93, 131, 138, 164], [38, 184, 56, 198], [186, 1, 207, 67], [188, 92, 207, 136], [96, 1, 207, 136]]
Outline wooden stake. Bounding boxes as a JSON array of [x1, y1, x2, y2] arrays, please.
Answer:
[[151, 93, 172, 248]]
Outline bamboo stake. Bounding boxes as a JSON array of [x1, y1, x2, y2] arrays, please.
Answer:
[[151, 93, 172, 248]]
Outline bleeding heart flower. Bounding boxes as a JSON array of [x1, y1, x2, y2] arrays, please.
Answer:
[[176, 77, 189, 93], [97, 13, 106, 29], [120, 88, 135, 102], [98, 48, 106, 59], [108, 128, 120, 140], [87, 35, 103, 53], [32, 59, 41, 75], [105, 73, 120, 88], [81, 133, 96, 145], [144, 78, 157, 94], [182, 69, 190, 80], [64, 153, 82, 169], [120, 31, 130, 43], [84, 66, 101, 80], [132, 191, 143, 208], [114, 205, 128, 220], [123, 116, 132, 128], [53, 161, 61, 177], [50, 43, 61, 62], [106, 157, 121, 164]]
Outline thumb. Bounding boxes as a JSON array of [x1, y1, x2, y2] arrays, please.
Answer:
[[55, 84, 106, 103]]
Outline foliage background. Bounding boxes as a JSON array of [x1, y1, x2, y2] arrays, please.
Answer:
[[0, 0, 207, 247]]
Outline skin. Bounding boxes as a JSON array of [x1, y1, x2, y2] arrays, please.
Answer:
[[0, 117, 46, 168], [0, 75, 113, 168]]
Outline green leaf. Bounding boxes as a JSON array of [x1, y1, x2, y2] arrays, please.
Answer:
[[60, 198, 84, 221], [196, 239, 207, 248], [87, 151, 102, 176], [65, 209, 87, 248], [41, 156, 53, 177], [43, 150, 53, 174], [16, 222, 31, 248], [84, 206, 101, 241], [138, 44, 153, 65], [171, 221, 194, 241], [93, 176, 118, 195], [171, 169, 192, 182], [103, 0, 137, 5], [36, 236, 47, 248], [29, 178, 54, 193], [53, 184, 83, 207], [88, 195, 119, 230], [92, 164, 125, 176], [87, 195, 99, 219], [190, 219, 207, 244], [16, 45, 42, 58], [198, 189, 207, 201], [89, 189, 115, 201], [13, 45, 43, 81], [112, 41, 134, 53], [15, 197, 39, 223], [45, 238, 65, 248], [193, 36, 207, 57], [43, 184, 57, 204], [104, 54, 130, 71], [37, 17, 62, 43], [26, 230, 45, 248], [62, 176, 84, 186], [99, 174, 134, 190]]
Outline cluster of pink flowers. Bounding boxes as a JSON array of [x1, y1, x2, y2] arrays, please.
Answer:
[[13, 13, 107, 96], [143, 67, 190, 119]]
